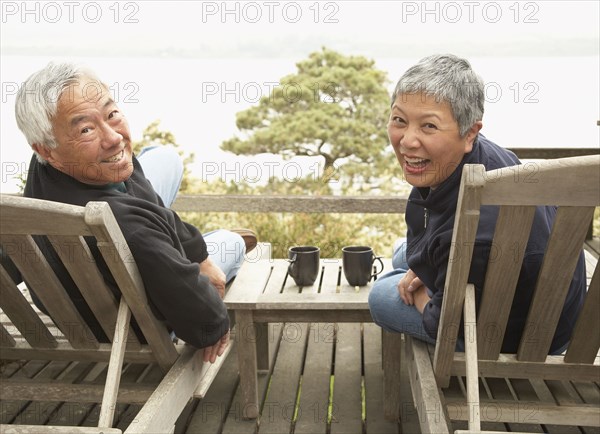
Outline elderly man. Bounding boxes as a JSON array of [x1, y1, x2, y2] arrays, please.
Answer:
[[11, 62, 256, 362], [368, 54, 586, 354]]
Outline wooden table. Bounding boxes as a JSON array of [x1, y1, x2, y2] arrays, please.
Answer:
[[224, 257, 402, 420]]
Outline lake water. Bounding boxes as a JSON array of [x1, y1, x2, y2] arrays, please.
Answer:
[[1, 54, 598, 192]]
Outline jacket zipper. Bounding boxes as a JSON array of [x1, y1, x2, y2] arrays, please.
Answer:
[[424, 208, 429, 229]]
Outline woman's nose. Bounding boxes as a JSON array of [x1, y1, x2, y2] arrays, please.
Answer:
[[399, 126, 420, 150]]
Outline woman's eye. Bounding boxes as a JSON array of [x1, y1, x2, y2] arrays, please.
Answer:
[[81, 127, 91, 134], [424, 123, 437, 130], [108, 110, 119, 119]]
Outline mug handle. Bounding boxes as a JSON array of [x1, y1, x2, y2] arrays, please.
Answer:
[[370, 255, 385, 279], [287, 253, 297, 277]]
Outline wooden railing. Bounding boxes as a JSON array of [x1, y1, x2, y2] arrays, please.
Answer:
[[172, 145, 600, 239], [172, 195, 406, 214]]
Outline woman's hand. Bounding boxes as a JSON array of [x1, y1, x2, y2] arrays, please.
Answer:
[[397, 269, 424, 305], [397, 269, 431, 313]]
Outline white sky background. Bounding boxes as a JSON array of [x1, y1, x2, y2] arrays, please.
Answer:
[[1, 0, 599, 191]]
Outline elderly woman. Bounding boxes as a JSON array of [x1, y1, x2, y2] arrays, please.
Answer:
[[368, 54, 586, 354]]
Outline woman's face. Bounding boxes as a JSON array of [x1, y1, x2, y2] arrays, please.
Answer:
[[388, 92, 481, 188]]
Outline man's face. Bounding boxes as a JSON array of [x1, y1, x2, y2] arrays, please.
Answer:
[[388, 92, 481, 188], [39, 77, 134, 185]]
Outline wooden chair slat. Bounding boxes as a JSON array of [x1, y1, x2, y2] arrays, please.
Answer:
[[478, 205, 536, 360], [47, 235, 139, 346], [480, 155, 600, 207], [99, 298, 131, 428], [83, 202, 178, 371], [433, 165, 485, 388], [406, 336, 452, 434], [0, 321, 16, 347], [0, 425, 122, 434], [0, 234, 97, 349], [0, 195, 93, 236], [0, 264, 57, 348], [450, 353, 599, 382], [565, 260, 600, 363], [518, 206, 595, 362], [463, 284, 481, 431], [0, 341, 159, 363]]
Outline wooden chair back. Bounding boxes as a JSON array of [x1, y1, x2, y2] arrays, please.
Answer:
[[0, 195, 178, 371], [432, 155, 600, 386]]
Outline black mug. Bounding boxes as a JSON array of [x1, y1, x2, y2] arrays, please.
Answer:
[[342, 245, 384, 286], [288, 246, 320, 286]]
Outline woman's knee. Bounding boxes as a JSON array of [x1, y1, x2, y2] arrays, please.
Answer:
[[368, 276, 398, 326]]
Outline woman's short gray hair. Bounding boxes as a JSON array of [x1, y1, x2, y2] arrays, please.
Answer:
[[391, 54, 485, 137], [15, 62, 103, 163]]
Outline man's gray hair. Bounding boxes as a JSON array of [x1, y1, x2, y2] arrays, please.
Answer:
[[391, 54, 485, 137], [15, 62, 103, 163]]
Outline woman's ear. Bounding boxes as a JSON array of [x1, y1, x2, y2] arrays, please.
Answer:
[[464, 121, 483, 153]]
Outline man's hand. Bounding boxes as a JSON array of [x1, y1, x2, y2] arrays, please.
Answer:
[[203, 330, 230, 363], [199, 257, 226, 298]]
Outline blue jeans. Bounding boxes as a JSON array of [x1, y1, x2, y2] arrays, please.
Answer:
[[373, 238, 569, 355], [137, 146, 245, 282], [369, 239, 437, 346]]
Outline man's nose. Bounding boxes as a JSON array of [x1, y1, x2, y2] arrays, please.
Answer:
[[101, 124, 123, 148]]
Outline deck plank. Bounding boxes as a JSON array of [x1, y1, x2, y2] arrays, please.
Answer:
[[258, 323, 306, 434], [185, 343, 241, 434], [293, 263, 338, 434], [330, 322, 363, 434], [292, 322, 333, 434], [258, 265, 307, 434], [363, 323, 399, 434]]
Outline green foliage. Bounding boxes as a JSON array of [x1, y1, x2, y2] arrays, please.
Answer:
[[180, 175, 409, 258], [221, 47, 391, 181], [132, 120, 196, 192]]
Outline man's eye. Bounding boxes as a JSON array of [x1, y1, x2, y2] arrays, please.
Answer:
[[424, 123, 437, 129], [81, 127, 91, 134], [108, 110, 120, 119]]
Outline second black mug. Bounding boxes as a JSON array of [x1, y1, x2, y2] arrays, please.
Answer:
[[342, 245, 384, 286]]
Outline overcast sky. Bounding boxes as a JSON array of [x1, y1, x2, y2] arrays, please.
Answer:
[[2, 1, 598, 58], [1, 1, 599, 191]]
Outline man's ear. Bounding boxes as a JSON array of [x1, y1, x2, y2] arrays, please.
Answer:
[[32, 143, 53, 162], [464, 121, 483, 153]]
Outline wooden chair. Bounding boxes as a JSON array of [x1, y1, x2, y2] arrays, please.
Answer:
[[406, 155, 600, 433], [0, 195, 231, 433]]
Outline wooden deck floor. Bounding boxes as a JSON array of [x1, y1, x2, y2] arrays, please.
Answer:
[[1, 240, 599, 433]]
